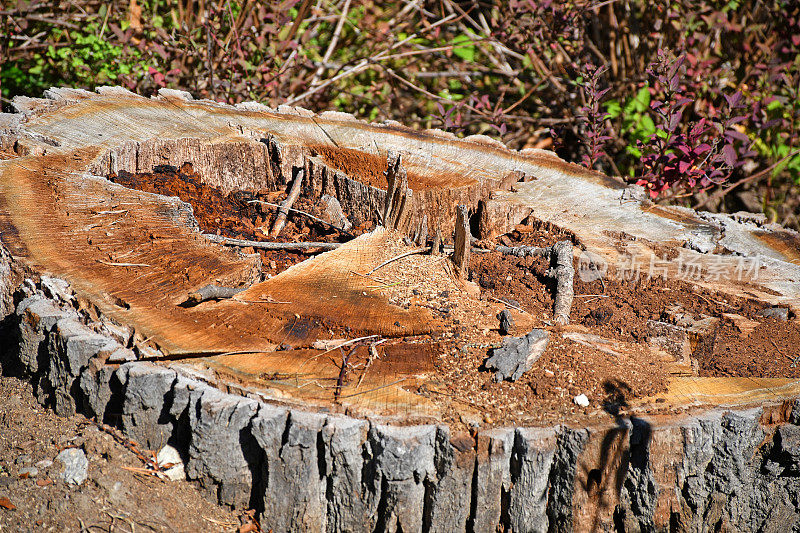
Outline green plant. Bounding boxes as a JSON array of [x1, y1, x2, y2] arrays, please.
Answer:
[[605, 87, 657, 176]]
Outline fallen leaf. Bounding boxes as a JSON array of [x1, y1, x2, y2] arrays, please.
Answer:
[[238, 525, 257, 533], [36, 478, 53, 487], [0, 496, 16, 510]]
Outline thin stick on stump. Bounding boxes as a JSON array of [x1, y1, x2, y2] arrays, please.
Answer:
[[248, 199, 353, 236], [497, 240, 574, 325], [452, 205, 471, 278], [382, 152, 413, 232], [366, 246, 430, 275], [270, 168, 305, 237], [203, 234, 340, 252]]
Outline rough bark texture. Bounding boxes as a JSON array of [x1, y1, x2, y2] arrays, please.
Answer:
[[3, 268, 800, 531]]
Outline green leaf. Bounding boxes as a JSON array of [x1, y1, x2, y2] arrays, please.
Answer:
[[640, 115, 656, 136], [451, 34, 475, 62], [766, 99, 783, 111], [522, 55, 533, 70], [773, 157, 790, 177], [633, 87, 651, 113], [604, 100, 622, 118], [625, 145, 642, 158]]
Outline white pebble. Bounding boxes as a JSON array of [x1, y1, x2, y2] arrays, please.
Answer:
[[573, 394, 590, 407]]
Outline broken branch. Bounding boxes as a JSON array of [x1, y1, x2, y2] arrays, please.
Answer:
[[203, 234, 340, 252], [549, 241, 574, 325], [184, 284, 245, 305], [270, 168, 305, 237], [496, 240, 574, 325], [247, 199, 353, 236]]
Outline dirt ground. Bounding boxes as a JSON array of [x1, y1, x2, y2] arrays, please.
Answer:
[[106, 164, 800, 427], [0, 375, 250, 533]]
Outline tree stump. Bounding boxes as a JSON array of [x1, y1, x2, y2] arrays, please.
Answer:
[[2, 87, 800, 531]]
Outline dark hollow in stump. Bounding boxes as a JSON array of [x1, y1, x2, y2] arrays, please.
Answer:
[[485, 328, 550, 381]]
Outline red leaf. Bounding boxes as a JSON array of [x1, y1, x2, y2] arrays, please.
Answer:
[[678, 160, 692, 173], [0, 496, 15, 510], [725, 129, 750, 143], [693, 143, 712, 155], [722, 144, 737, 166]]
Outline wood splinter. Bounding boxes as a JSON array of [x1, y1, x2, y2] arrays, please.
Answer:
[[430, 228, 442, 256], [452, 205, 471, 278], [270, 168, 305, 237], [496, 240, 574, 325], [382, 151, 413, 232], [321, 194, 353, 232]]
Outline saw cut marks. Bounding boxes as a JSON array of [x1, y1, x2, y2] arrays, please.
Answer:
[[233, 228, 441, 338]]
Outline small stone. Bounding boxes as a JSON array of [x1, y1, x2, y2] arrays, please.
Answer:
[[18, 466, 38, 478], [757, 307, 789, 321], [573, 394, 590, 407], [485, 329, 550, 381], [55, 448, 88, 486], [156, 445, 186, 482], [35, 460, 53, 469], [14, 455, 31, 465], [498, 309, 515, 335]]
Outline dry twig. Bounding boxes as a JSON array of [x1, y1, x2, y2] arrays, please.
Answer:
[[204, 234, 340, 252], [271, 169, 305, 237]]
